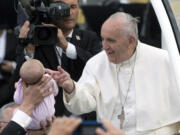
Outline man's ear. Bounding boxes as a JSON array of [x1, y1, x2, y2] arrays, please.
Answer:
[[128, 35, 136, 49], [0, 123, 3, 132], [130, 35, 136, 44]]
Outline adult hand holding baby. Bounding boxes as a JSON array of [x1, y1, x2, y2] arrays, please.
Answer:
[[18, 75, 54, 116]]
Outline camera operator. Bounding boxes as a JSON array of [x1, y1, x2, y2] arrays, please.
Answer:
[[10, 0, 102, 119]]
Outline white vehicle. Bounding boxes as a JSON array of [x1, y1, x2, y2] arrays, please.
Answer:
[[150, 0, 180, 91]]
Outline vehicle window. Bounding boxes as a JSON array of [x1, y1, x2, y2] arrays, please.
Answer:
[[169, 0, 180, 33]]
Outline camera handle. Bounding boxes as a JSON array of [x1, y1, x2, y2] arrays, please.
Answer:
[[18, 37, 31, 47]]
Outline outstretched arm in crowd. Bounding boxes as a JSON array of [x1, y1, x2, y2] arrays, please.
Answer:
[[48, 117, 125, 135], [48, 117, 82, 135], [0, 75, 53, 135]]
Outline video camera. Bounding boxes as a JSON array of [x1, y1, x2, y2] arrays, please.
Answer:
[[16, 0, 70, 46]]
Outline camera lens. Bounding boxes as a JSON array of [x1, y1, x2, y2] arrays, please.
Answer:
[[37, 27, 51, 40], [33, 25, 57, 45]]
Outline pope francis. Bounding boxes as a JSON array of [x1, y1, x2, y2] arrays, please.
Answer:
[[46, 12, 180, 135]]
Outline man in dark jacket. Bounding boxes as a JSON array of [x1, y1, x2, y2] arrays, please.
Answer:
[[0, 29, 17, 108], [10, 0, 101, 118]]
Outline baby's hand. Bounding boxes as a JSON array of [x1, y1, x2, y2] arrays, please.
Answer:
[[14, 82, 18, 89]]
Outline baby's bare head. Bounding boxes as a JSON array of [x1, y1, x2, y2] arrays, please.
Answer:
[[20, 59, 45, 85]]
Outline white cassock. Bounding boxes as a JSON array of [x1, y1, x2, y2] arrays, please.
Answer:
[[63, 41, 180, 135]]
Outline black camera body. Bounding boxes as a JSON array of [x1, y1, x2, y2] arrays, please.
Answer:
[[73, 120, 105, 135], [28, 24, 58, 45], [17, 0, 70, 46]]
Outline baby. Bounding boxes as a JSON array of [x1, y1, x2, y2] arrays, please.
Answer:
[[14, 59, 58, 129]]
